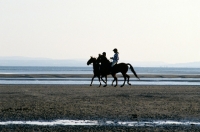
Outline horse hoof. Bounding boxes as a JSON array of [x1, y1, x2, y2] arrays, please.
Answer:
[[120, 85, 124, 87], [103, 85, 107, 87], [128, 83, 131, 85], [90, 85, 92, 86], [114, 85, 117, 87]]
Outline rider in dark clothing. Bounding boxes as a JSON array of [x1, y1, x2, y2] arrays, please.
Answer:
[[101, 52, 110, 73], [102, 52, 109, 63]]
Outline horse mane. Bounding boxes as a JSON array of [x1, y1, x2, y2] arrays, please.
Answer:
[[90, 56, 97, 60]]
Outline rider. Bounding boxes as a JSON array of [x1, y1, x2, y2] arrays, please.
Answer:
[[102, 52, 109, 62], [110, 48, 119, 67], [101, 52, 110, 72], [102, 52, 107, 57]]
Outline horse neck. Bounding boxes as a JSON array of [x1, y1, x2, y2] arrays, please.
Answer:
[[92, 59, 99, 68], [101, 59, 110, 64]]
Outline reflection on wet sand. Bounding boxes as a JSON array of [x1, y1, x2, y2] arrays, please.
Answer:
[[0, 77, 200, 85], [0, 119, 200, 127]]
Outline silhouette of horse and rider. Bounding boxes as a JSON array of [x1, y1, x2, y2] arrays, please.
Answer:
[[87, 48, 140, 87]]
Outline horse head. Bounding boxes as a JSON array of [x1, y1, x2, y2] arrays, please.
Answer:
[[87, 56, 96, 65]]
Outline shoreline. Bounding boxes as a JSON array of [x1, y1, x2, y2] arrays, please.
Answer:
[[1, 74, 200, 86]]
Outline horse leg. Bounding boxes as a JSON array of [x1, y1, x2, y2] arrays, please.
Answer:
[[126, 74, 131, 85], [90, 75, 96, 86], [101, 75, 106, 84], [112, 74, 118, 87], [97, 75, 101, 87], [121, 73, 126, 87], [112, 79, 115, 86], [101, 77, 106, 84], [103, 75, 107, 87]]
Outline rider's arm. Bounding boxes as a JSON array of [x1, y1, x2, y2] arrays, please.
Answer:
[[113, 53, 119, 61]]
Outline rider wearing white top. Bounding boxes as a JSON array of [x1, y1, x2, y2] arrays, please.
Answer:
[[110, 48, 119, 67]]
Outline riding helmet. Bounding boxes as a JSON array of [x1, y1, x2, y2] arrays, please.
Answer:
[[113, 48, 118, 52]]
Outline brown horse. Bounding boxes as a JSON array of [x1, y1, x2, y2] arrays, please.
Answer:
[[97, 54, 140, 87]]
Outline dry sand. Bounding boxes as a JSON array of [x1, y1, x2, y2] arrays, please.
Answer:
[[0, 83, 200, 131]]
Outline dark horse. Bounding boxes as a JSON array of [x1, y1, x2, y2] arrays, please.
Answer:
[[97, 54, 140, 87], [87, 57, 106, 87]]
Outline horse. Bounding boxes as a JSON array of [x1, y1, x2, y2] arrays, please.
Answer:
[[97, 54, 140, 87], [87, 57, 106, 87]]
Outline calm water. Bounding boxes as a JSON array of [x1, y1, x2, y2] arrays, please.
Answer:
[[1, 66, 200, 85], [0, 66, 200, 75]]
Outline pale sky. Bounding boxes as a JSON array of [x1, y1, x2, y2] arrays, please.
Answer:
[[0, 0, 200, 64]]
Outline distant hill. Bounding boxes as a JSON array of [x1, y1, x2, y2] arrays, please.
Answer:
[[165, 62, 200, 68], [128, 61, 167, 67], [0, 56, 199, 67], [0, 57, 86, 66], [123, 60, 200, 68]]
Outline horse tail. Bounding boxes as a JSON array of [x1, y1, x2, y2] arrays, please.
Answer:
[[127, 63, 140, 80]]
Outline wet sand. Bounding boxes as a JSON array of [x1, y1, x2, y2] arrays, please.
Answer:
[[1, 73, 200, 78], [0, 83, 200, 131]]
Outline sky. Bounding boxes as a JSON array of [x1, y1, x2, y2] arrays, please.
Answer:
[[0, 0, 200, 64]]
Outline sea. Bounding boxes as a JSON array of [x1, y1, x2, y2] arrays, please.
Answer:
[[0, 66, 200, 75], [0, 66, 200, 85]]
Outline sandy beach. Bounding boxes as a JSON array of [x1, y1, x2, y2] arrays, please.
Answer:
[[0, 73, 200, 131]]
